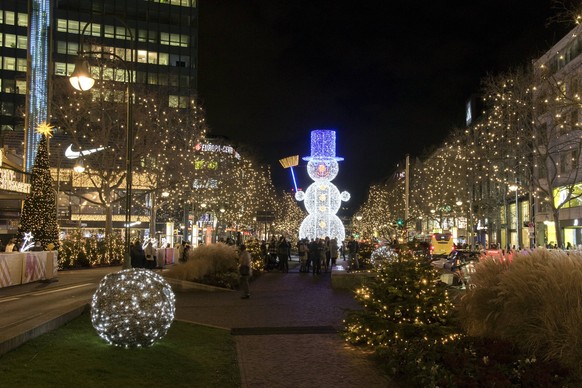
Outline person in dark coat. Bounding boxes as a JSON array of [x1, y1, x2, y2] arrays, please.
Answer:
[[130, 240, 146, 268]]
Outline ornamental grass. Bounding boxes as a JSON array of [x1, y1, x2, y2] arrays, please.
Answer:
[[164, 243, 240, 288], [458, 249, 582, 376]]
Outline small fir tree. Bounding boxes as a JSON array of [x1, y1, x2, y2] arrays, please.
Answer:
[[17, 123, 59, 250], [343, 250, 460, 382]]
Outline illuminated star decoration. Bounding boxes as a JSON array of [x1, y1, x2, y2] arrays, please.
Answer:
[[20, 232, 35, 252], [36, 122, 55, 138]]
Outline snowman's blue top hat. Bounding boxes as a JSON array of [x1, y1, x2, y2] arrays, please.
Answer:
[[302, 129, 344, 161]]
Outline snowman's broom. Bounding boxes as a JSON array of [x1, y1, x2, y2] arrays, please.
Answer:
[[279, 155, 299, 192]]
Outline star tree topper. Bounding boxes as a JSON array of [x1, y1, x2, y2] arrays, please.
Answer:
[[36, 122, 54, 138]]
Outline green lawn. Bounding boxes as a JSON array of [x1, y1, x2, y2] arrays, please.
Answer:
[[0, 313, 240, 387]]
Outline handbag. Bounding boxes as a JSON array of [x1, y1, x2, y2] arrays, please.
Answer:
[[239, 265, 250, 276]]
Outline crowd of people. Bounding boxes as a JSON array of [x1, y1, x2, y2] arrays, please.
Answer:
[[256, 235, 361, 274]]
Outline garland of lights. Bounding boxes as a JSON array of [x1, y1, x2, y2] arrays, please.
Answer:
[[91, 268, 175, 348]]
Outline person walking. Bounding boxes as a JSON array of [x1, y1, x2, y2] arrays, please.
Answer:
[[239, 244, 252, 299], [313, 239, 325, 275], [131, 240, 146, 268], [277, 236, 289, 273], [268, 236, 278, 270], [330, 237, 339, 269], [347, 236, 359, 271], [298, 239, 308, 272]]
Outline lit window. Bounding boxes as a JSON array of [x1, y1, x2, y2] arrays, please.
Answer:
[[17, 13, 28, 27], [57, 19, 67, 32], [90, 24, 101, 37], [17, 35, 27, 49], [3, 57, 16, 71], [159, 53, 169, 65], [17, 58, 26, 72], [5, 12, 15, 26], [68, 20, 80, 34], [5, 34, 16, 48], [137, 50, 147, 63], [16, 80, 26, 94], [57, 41, 67, 54], [54, 62, 67, 76], [148, 73, 158, 85], [148, 52, 158, 64], [104, 25, 115, 38], [68, 42, 79, 55], [168, 95, 179, 108]]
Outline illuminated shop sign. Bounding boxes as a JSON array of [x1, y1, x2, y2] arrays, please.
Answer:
[[192, 178, 218, 189], [194, 143, 241, 159], [0, 168, 31, 194], [194, 160, 219, 170]]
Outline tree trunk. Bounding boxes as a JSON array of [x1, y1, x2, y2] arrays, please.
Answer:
[[552, 208, 562, 249], [105, 205, 113, 237]]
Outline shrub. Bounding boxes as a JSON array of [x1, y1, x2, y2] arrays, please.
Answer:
[[164, 243, 240, 288], [459, 249, 582, 376], [58, 230, 125, 268]]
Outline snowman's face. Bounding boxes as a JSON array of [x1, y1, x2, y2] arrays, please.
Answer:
[[307, 159, 338, 181]]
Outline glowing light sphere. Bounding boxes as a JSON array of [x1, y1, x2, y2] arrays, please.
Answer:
[[297, 130, 349, 242], [91, 268, 175, 348]]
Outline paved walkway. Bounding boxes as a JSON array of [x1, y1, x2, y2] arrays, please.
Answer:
[[174, 260, 396, 388]]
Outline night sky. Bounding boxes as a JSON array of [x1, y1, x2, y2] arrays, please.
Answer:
[[197, 0, 572, 211]]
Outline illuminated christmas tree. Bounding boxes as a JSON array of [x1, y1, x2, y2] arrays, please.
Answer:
[[18, 123, 59, 250], [343, 251, 459, 368]]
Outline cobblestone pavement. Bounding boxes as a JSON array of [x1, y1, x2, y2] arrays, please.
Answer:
[[174, 260, 397, 388]]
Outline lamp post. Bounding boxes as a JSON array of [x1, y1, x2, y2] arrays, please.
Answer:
[[69, 19, 135, 268]]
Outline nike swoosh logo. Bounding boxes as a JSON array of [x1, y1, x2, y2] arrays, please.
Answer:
[[65, 144, 107, 159]]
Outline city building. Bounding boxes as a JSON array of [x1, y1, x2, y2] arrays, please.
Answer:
[[533, 22, 582, 248], [0, 0, 199, 240]]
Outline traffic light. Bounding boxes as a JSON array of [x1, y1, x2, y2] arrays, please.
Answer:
[[396, 218, 404, 227]]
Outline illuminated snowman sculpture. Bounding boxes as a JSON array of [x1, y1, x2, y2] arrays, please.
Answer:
[[295, 130, 350, 242]]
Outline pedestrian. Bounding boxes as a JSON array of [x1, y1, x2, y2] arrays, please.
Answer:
[[324, 236, 331, 272], [144, 240, 156, 269], [5, 238, 16, 252], [313, 239, 324, 275], [308, 238, 318, 273], [239, 244, 252, 299], [268, 236, 278, 270], [131, 240, 146, 268], [260, 240, 268, 267], [299, 239, 308, 272], [330, 237, 339, 268], [177, 241, 186, 263], [277, 236, 289, 273], [347, 236, 359, 271]]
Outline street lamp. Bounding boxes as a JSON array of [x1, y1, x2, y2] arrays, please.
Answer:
[[69, 19, 135, 268]]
